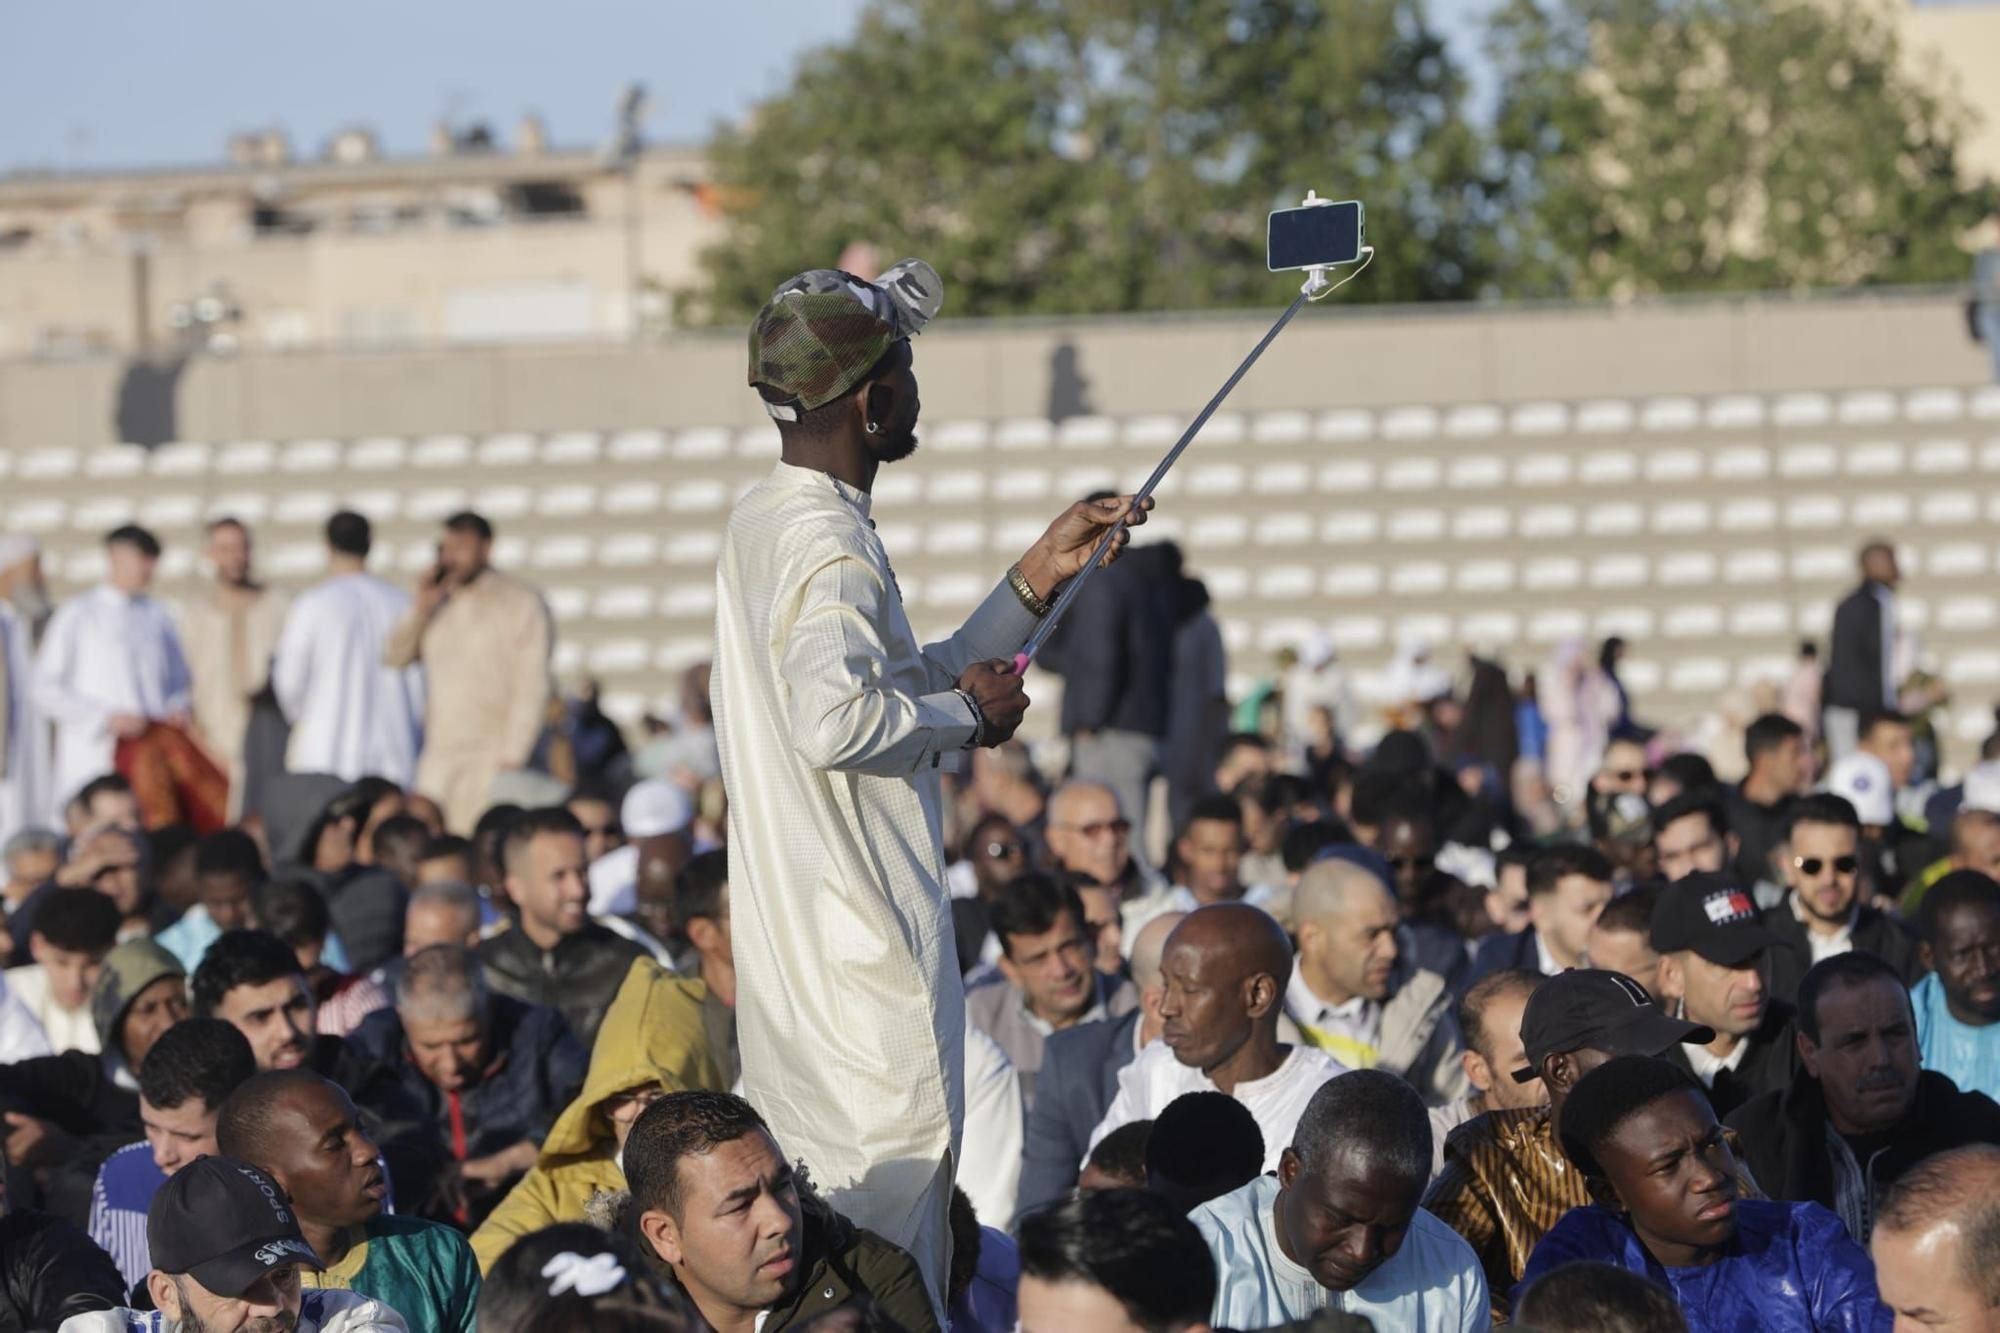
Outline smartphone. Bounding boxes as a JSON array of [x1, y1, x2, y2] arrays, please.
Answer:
[[1267, 201, 1365, 272]]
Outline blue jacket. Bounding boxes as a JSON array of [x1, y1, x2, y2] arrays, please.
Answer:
[[1463, 926, 1543, 995], [1520, 1199, 1890, 1332], [348, 994, 586, 1225], [1013, 1009, 1141, 1227]]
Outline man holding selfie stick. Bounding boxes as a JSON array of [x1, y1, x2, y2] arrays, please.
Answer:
[[713, 259, 1147, 1319], [385, 511, 552, 833]]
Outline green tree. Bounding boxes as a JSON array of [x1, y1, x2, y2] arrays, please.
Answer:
[[693, 0, 1499, 322], [1487, 0, 1984, 298]]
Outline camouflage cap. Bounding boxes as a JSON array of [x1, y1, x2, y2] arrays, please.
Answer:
[[748, 258, 943, 420], [92, 938, 184, 1052]]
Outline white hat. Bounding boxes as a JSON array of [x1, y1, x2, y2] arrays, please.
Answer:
[[0, 533, 39, 572], [621, 780, 693, 839], [1962, 762, 2000, 816], [1826, 752, 1894, 827], [1298, 632, 1336, 671]]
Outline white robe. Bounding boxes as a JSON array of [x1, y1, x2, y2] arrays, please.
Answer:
[[271, 573, 424, 786], [32, 586, 191, 818], [712, 461, 1039, 1316], [0, 601, 49, 846]]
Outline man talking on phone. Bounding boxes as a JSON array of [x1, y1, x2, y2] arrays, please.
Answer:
[[713, 259, 1146, 1319]]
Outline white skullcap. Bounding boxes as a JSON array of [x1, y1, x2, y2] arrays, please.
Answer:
[[1826, 752, 1894, 827], [0, 534, 39, 571], [621, 779, 694, 838], [1962, 762, 2000, 816]]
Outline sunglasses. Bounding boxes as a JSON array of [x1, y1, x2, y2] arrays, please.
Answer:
[[1388, 855, 1436, 874], [1794, 855, 1860, 877], [1062, 819, 1131, 839], [1607, 769, 1651, 784], [983, 841, 1025, 860]]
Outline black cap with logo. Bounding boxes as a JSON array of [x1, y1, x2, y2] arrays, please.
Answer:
[[1513, 967, 1715, 1082], [1650, 871, 1789, 967], [149, 1156, 323, 1297]]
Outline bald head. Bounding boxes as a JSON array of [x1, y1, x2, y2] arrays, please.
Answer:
[[1169, 903, 1293, 988], [1130, 910, 1187, 992], [1874, 1146, 2000, 1325], [1049, 779, 1120, 825], [1294, 859, 1395, 928], [1047, 780, 1131, 885]]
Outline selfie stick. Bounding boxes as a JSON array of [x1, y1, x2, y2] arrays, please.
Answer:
[[1009, 201, 1374, 675]]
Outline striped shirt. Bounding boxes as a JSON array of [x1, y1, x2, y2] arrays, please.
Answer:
[[87, 1142, 162, 1292]]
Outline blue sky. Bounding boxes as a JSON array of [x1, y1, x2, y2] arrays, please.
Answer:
[[0, 0, 1497, 173]]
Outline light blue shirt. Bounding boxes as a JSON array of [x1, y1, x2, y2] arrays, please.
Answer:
[[1913, 972, 2000, 1101], [1190, 1174, 1490, 1331], [154, 904, 350, 974]]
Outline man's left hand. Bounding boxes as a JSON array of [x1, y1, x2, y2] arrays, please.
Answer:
[[1019, 494, 1153, 598]]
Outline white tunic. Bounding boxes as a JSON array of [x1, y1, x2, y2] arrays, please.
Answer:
[[1088, 1040, 1350, 1173], [32, 586, 191, 816], [271, 573, 425, 786], [712, 461, 1037, 1312], [0, 601, 49, 847]]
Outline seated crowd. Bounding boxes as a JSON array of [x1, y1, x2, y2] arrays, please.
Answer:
[[9, 654, 2000, 1331]]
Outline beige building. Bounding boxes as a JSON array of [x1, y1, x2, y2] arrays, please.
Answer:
[[1896, 0, 2000, 183], [0, 123, 721, 358]]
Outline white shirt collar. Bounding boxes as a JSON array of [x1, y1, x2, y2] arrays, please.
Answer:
[[1681, 1036, 1752, 1084], [1533, 930, 1564, 977], [1789, 893, 1859, 960], [1285, 968, 1369, 1027], [1019, 975, 1111, 1037]]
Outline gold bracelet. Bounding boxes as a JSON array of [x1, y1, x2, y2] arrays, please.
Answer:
[[1008, 563, 1053, 618]]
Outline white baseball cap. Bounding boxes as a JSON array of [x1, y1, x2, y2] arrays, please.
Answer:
[[621, 780, 694, 839], [1962, 762, 2000, 816], [1826, 752, 1894, 827]]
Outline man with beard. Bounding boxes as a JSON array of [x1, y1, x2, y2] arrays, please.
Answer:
[[713, 258, 1145, 1317], [1761, 793, 1919, 1006], [1726, 952, 2000, 1242], [1915, 870, 2000, 1100]]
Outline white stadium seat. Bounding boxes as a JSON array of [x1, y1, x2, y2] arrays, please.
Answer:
[[1773, 393, 1832, 427], [932, 420, 991, 452], [1460, 611, 1521, 646], [541, 431, 601, 465], [923, 523, 985, 555], [341, 490, 401, 521], [1451, 507, 1511, 541], [1921, 493, 1980, 526], [1513, 454, 1572, 487], [1188, 463, 1246, 495], [1382, 407, 1440, 441], [1317, 460, 1375, 493], [1577, 400, 1635, 433], [1641, 397, 1700, 432], [1668, 658, 1732, 692], [995, 469, 1052, 500], [1939, 596, 1999, 631], [1850, 493, 1910, 528], [1251, 411, 1312, 444], [1643, 448, 1702, 482], [924, 573, 987, 607], [1446, 456, 1505, 489], [210, 442, 273, 475], [1778, 444, 1838, 478], [1387, 509, 1445, 542], [1315, 409, 1374, 443], [1252, 462, 1312, 495], [1971, 387, 2000, 419], [531, 536, 592, 570], [406, 488, 468, 521], [1254, 513, 1313, 546], [72, 497, 135, 530], [1664, 604, 1724, 638], [1444, 405, 1503, 438], [1651, 500, 1710, 534], [1724, 549, 1783, 583], [995, 418, 1053, 451], [1837, 391, 1897, 425], [1595, 608, 1655, 640], [664, 532, 721, 564], [1255, 565, 1315, 599], [63, 549, 109, 581], [1192, 514, 1251, 547], [1389, 563, 1448, 595], [545, 588, 590, 621], [1510, 402, 1569, 435], [737, 426, 781, 458], [347, 437, 408, 470], [1383, 458, 1441, 491], [1588, 554, 1648, 589], [593, 587, 654, 620], [1906, 388, 1964, 421], [1710, 445, 1770, 480], [1844, 441, 1904, 476], [1320, 511, 1378, 544], [1329, 617, 1386, 649], [1928, 542, 1988, 577], [1914, 439, 1972, 473], [1783, 495, 1844, 529], [671, 427, 731, 459], [1580, 452, 1638, 485], [1121, 416, 1180, 449], [588, 640, 652, 674], [1790, 547, 1852, 581], [274, 491, 336, 526], [1197, 414, 1247, 445], [1057, 416, 1118, 449], [1323, 566, 1383, 598], [209, 493, 269, 524], [926, 470, 985, 503], [603, 482, 662, 514], [666, 479, 729, 513], [1718, 498, 1777, 531], [536, 485, 596, 518], [552, 642, 585, 673], [267, 542, 326, 578], [662, 584, 719, 617], [1730, 603, 1790, 636], [140, 495, 202, 529], [875, 523, 918, 551], [597, 534, 658, 566], [1618, 659, 1662, 693], [478, 433, 537, 466], [1455, 559, 1514, 592], [148, 443, 210, 476], [1206, 567, 1252, 601], [412, 435, 474, 468], [1949, 653, 2000, 686], [1658, 551, 1718, 585], [1528, 609, 1590, 643], [1059, 466, 1118, 495], [84, 447, 146, 479], [1519, 505, 1577, 538], [1705, 396, 1765, 430], [474, 486, 532, 520], [1524, 557, 1583, 590], [872, 473, 921, 505], [607, 430, 668, 462]]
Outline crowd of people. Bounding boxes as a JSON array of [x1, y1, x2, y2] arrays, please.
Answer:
[[0, 256, 1997, 1332]]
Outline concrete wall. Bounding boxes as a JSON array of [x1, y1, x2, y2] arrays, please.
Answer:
[[0, 286, 1987, 452]]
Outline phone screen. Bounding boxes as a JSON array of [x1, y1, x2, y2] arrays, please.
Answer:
[[1267, 202, 1364, 272]]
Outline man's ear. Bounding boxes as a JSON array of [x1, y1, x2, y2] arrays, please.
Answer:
[[996, 952, 1022, 991], [1919, 939, 1935, 973], [1461, 1049, 1493, 1094], [1276, 1146, 1302, 1190], [25, 933, 47, 965], [1584, 1171, 1623, 1212], [866, 381, 892, 428], [1796, 1029, 1821, 1079], [638, 1206, 685, 1267], [1543, 1053, 1576, 1098], [1656, 953, 1685, 1006], [148, 1271, 181, 1319], [1245, 973, 1278, 1021]]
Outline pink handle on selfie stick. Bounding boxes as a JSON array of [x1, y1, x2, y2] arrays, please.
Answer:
[[1007, 287, 1314, 675]]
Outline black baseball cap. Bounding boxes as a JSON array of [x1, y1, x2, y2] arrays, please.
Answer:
[[149, 1157, 323, 1297], [1649, 871, 1788, 967], [1513, 968, 1714, 1082]]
